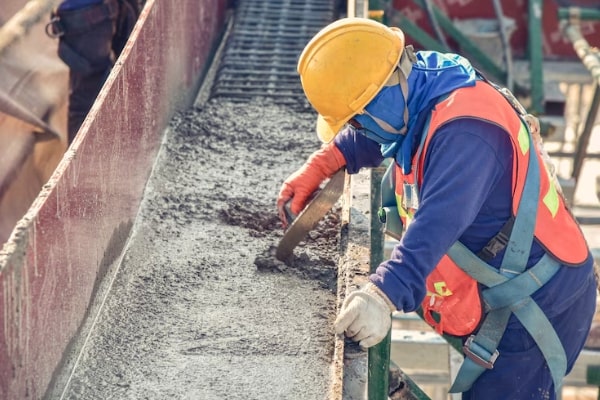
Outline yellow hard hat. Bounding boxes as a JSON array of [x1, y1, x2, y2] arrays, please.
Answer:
[[298, 17, 405, 142]]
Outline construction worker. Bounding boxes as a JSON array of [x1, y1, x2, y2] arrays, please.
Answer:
[[46, 0, 142, 143], [277, 18, 597, 399]]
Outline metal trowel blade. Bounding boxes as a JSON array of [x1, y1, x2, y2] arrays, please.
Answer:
[[275, 169, 345, 261]]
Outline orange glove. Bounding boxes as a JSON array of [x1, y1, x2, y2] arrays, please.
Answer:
[[277, 142, 346, 227]]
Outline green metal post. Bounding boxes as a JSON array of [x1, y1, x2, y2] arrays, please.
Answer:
[[528, 0, 545, 114], [369, 333, 392, 400], [368, 166, 390, 400], [558, 8, 600, 21], [370, 166, 386, 269], [586, 365, 600, 400]]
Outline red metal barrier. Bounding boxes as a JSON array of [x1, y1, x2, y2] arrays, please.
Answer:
[[0, 0, 227, 398]]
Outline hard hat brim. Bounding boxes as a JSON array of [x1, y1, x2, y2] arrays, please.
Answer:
[[316, 114, 343, 143]]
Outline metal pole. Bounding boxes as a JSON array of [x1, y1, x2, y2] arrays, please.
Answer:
[[559, 8, 600, 183], [527, 0, 545, 114], [368, 165, 390, 400], [571, 84, 600, 183], [493, 0, 514, 92], [561, 20, 600, 86], [558, 8, 600, 21]]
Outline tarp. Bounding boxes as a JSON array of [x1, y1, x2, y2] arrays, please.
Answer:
[[0, 0, 68, 244]]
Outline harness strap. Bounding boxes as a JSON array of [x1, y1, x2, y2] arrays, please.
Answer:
[[483, 253, 560, 310], [448, 244, 564, 393], [477, 216, 514, 262], [46, 0, 119, 38], [448, 119, 566, 394], [512, 294, 567, 393]]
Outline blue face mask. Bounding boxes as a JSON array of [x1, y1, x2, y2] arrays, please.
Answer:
[[364, 85, 406, 132], [351, 85, 407, 159]]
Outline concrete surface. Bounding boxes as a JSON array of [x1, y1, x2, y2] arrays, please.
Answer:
[[49, 98, 340, 399]]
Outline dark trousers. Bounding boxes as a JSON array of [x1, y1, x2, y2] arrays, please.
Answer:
[[51, 0, 140, 143]]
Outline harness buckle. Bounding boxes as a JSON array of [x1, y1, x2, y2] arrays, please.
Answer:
[[463, 335, 499, 369], [377, 208, 387, 223], [45, 16, 65, 38]]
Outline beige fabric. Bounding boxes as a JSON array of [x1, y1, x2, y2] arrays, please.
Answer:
[[334, 282, 395, 348], [0, 2, 68, 245]]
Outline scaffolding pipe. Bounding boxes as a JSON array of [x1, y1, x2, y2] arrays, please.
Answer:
[[561, 21, 600, 86], [558, 7, 600, 21], [559, 8, 600, 188], [571, 84, 600, 182], [422, 0, 449, 50], [559, 7, 600, 86], [0, 0, 61, 56], [493, 0, 514, 92]]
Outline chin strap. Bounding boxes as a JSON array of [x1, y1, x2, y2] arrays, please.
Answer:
[[373, 45, 416, 136]]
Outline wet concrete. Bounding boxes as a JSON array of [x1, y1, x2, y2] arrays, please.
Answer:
[[50, 99, 341, 399]]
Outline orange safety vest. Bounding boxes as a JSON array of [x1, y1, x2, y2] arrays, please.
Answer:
[[390, 81, 589, 337]]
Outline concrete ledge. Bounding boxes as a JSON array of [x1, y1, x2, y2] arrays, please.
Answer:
[[335, 170, 372, 399]]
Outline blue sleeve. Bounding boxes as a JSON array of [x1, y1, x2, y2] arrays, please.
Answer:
[[333, 127, 385, 174], [369, 118, 514, 312], [58, 0, 103, 11]]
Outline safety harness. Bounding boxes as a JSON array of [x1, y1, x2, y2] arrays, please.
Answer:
[[443, 126, 565, 393], [378, 84, 569, 394]]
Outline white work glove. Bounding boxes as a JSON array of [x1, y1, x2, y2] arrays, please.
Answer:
[[334, 282, 397, 348]]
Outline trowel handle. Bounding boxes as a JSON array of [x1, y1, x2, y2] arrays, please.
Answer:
[[283, 201, 297, 226]]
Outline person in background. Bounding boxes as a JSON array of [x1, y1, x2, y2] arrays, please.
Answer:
[[46, 0, 142, 143], [277, 17, 597, 399]]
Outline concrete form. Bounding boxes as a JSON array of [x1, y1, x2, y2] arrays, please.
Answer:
[[0, 1, 227, 398]]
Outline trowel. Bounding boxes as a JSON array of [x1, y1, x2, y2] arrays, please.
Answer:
[[275, 169, 346, 261]]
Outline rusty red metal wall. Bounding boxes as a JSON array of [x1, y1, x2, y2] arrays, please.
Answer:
[[0, 0, 227, 398], [393, 0, 599, 59]]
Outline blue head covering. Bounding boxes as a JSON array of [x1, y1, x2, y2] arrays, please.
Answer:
[[353, 51, 478, 173]]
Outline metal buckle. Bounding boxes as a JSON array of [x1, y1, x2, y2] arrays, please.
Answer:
[[463, 335, 499, 369], [45, 17, 64, 38], [377, 208, 387, 223]]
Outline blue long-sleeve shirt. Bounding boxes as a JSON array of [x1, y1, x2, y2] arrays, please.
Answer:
[[334, 117, 594, 326]]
